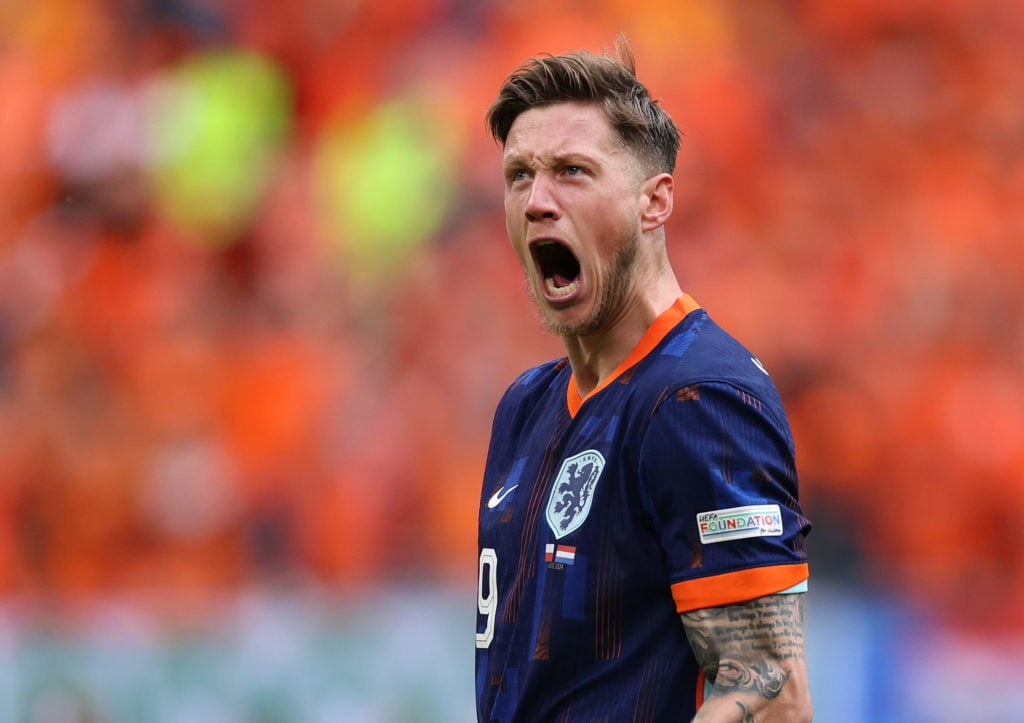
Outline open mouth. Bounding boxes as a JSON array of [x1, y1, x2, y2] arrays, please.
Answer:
[[532, 240, 581, 298]]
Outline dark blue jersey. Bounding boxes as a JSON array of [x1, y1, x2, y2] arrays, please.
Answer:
[[476, 295, 811, 722]]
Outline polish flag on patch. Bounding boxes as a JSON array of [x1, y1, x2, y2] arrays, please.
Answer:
[[545, 544, 555, 562]]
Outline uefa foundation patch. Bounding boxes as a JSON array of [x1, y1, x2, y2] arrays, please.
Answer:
[[696, 504, 783, 544]]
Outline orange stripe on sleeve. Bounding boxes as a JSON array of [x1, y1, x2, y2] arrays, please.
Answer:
[[671, 563, 809, 613]]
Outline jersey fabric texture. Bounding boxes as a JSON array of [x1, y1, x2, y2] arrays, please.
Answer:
[[475, 295, 811, 722]]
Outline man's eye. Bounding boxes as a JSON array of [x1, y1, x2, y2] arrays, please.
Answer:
[[511, 169, 529, 182], [564, 165, 582, 176]]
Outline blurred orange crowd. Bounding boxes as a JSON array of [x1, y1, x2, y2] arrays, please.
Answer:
[[0, 0, 1021, 630]]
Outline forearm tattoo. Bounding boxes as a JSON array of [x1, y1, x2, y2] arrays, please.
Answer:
[[681, 594, 806, 702], [735, 702, 755, 723]]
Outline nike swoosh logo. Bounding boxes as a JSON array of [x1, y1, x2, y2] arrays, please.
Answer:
[[487, 484, 519, 509]]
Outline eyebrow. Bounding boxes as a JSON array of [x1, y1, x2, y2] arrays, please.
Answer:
[[501, 150, 601, 171]]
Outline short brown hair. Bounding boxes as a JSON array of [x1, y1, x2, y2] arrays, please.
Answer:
[[486, 35, 680, 175]]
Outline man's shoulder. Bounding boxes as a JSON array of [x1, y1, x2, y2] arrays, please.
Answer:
[[648, 313, 784, 401], [499, 357, 569, 405]]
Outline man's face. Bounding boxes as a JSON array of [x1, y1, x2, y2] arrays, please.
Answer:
[[502, 102, 648, 337]]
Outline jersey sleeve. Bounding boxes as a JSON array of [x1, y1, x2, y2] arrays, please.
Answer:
[[637, 381, 810, 613]]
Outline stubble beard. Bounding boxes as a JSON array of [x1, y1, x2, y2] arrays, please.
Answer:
[[532, 235, 640, 339]]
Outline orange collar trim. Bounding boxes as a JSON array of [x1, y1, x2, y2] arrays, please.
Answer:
[[566, 294, 702, 418]]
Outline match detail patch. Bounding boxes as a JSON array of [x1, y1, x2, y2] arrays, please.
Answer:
[[697, 504, 783, 544], [544, 544, 576, 565]]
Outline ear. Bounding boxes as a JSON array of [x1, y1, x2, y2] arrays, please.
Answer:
[[640, 173, 673, 232]]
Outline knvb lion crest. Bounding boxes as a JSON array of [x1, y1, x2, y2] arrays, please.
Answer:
[[545, 449, 606, 539]]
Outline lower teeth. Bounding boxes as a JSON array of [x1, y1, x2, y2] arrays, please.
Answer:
[[545, 277, 578, 297]]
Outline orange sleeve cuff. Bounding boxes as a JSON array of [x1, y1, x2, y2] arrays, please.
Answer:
[[671, 563, 809, 613]]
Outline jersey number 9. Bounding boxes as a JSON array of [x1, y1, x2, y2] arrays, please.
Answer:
[[476, 548, 498, 649]]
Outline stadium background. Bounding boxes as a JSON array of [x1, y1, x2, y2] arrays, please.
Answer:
[[1, 0, 1022, 720]]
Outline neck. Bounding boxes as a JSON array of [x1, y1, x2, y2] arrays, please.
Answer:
[[563, 275, 682, 398]]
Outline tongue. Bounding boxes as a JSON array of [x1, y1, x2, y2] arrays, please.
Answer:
[[552, 272, 574, 288]]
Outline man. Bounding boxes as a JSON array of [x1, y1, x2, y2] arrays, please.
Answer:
[[476, 36, 812, 722]]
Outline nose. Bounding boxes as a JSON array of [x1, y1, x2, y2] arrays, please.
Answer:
[[524, 173, 560, 222]]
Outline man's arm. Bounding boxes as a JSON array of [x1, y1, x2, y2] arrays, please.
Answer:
[[681, 592, 812, 723]]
